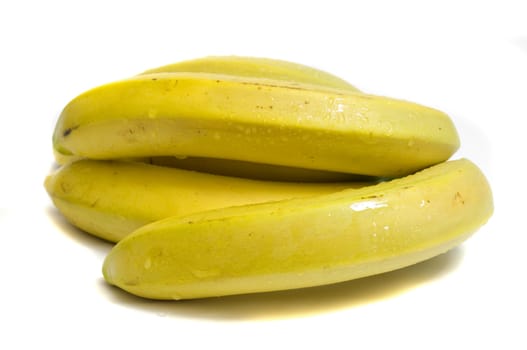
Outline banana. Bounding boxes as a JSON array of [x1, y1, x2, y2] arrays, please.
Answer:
[[53, 72, 459, 177], [140, 55, 360, 92], [45, 159, 365, 242], [102, 159, 493, 300]]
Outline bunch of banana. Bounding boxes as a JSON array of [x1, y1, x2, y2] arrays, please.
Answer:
[[45, 56, 493, 300]]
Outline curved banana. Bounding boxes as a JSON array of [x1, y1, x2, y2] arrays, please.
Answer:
[[102, 159, 493, 300], [140, 55, 360, 92], [45, 159, 364, 242], [53, 73, 459, 177]]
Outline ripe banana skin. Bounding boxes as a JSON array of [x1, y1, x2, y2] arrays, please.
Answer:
[[45, 159, 363, 242], [141, 55, 360, 92], [102, 159, 493, 300], [53, 72, 459, 177]]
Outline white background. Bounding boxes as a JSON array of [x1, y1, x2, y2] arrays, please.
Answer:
[[1, 1, 526, 349]]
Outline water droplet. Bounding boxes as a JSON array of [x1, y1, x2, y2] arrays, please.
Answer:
[[384, 121, 394, 136], [383, 225, 390, 230], [189, 268, 220, 279], [144, 257, 152, 269], [171, 293, 183, 301], [350, 201, 388, 211], [147, 109, 157, 118], [174, 155, 187, 160]]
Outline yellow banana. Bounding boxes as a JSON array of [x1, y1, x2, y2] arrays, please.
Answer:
[[102, 158, 493, 300], [45, 159, 365, 242], [140, 55, 360, 92], [53, 72, 459, 177]]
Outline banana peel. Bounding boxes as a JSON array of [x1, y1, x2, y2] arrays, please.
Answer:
[[53, 72, 459, 177], [102, 159, 493, 300]]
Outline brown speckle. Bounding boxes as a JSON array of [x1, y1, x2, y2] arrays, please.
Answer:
[[59, 182, 70, 194], [124, 279, 139, 286], [454, 191, 465, 205], [360, 194, 384, 199], [62, 125, 79, 137]]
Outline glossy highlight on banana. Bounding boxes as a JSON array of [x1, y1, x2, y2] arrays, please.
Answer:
[[45, 55, 493, 300]]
